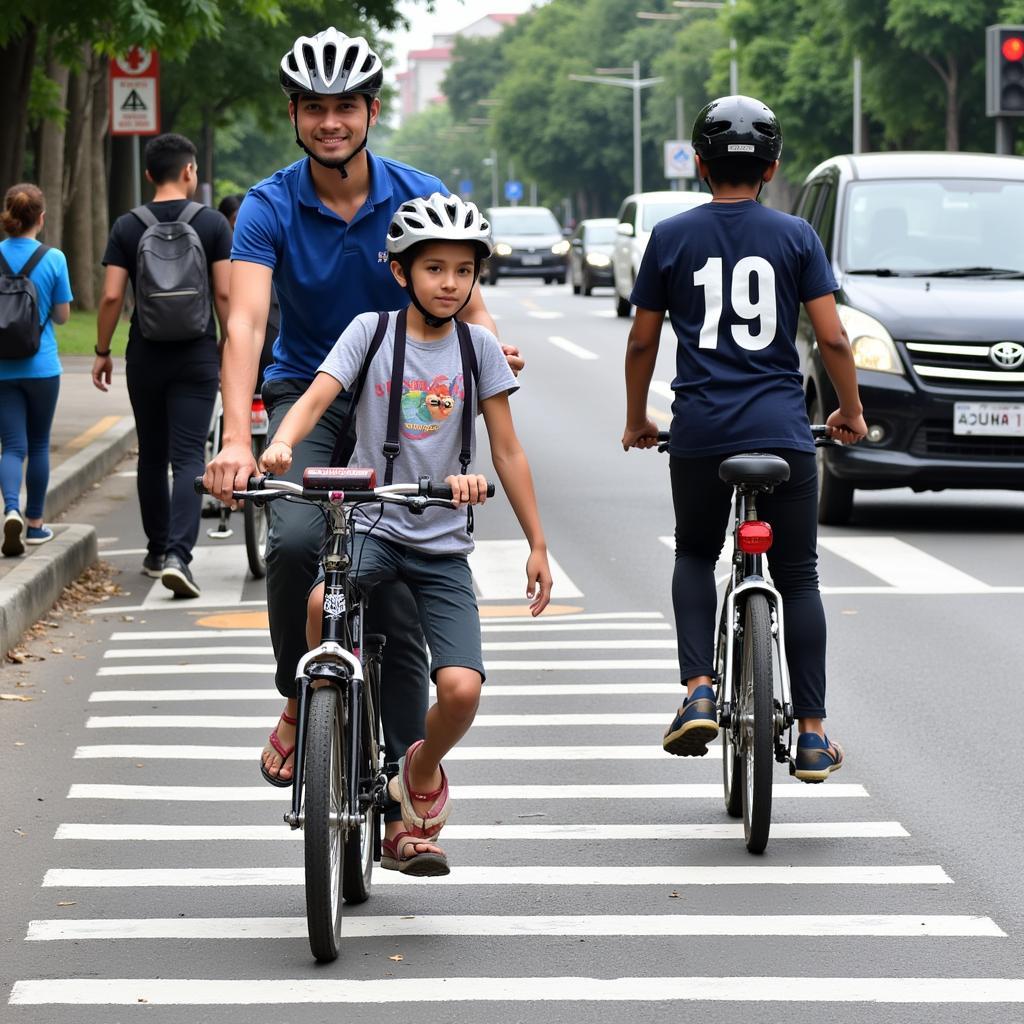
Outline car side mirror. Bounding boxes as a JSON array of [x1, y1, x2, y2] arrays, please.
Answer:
[[617, 222, 634, 237], [571, 238, 583, 248]]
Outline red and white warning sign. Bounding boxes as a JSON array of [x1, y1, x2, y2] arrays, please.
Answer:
[[110, 47, 160, 136]]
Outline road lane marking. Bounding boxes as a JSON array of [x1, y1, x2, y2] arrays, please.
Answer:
[[548, 335, 598, 360], [26, 913, 999, 941], [650, 380, 675, 402], [85, 712, 677, 728], [526, 310, 564, 319], [13, 976, 1024, 1005], [54, 821, 909, 841], [66, 783, 869, 801], [65, 415, 123, 451], [40, 865, 949, 887], [95, 661, 682, 676], [469, 541, 583, 599]]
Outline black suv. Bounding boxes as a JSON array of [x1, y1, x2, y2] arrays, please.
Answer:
[[793, 151, 1024, 523]]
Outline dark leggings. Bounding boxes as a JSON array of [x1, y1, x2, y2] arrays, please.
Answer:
[[0, 375, 60, 519], [126, 346, 219, 563], [669, 449, 827, 719]]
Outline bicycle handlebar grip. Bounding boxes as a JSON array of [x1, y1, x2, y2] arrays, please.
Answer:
[[193, 476, 207, 496], [422, 481, 496, 499]]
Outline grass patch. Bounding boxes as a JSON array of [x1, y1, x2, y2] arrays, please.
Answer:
[[57, 310, 129, 357]]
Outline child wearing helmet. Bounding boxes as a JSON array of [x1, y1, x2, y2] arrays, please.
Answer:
[[260, 193, 552, 875], [622, 95, 867, 782]]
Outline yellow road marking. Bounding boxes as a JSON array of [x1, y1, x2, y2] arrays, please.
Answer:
[[519, 297, 541, 310], [196, 611, 269, 629], [647, 405, 671, 426], [66, 415, 123, 451]]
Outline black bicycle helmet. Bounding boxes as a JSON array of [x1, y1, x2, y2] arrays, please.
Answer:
[[691, 94, 782, 163]]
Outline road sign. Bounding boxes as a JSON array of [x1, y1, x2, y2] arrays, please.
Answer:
[[664, 140, 696, 179], [504, 180, 524, 201], [110, 48, 160, 136], [459, 179, 474, 197]]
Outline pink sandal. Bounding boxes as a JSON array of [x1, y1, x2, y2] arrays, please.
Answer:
[[260, 710, 297, 788], [381, 831, 450, 877], [386, 739, 451, 838]]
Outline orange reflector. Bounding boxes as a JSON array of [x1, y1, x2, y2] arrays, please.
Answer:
[[738, 520, 773, 554]]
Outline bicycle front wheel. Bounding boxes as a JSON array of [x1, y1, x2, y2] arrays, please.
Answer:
[[304, 686, 346, 962], [244, 436, 269, 579], [739, 593, 774, 854]]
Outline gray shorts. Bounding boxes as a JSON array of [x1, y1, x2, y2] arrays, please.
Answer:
[[311, 533, 484, 683]]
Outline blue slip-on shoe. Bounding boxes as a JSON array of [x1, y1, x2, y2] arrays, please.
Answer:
[[662, 683, 719, 757], [794, 732, 844, 783], [25, 525, 54, 546]]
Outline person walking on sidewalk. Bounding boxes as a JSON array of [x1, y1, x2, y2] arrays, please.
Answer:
[[93, 133, 231, 596], [0, 183, 72, 557]]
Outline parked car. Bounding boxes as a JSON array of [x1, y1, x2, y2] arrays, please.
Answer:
[[612, 189, 711, 316], [793, 151, 1024, 523], [481, 205, 568, 284], [568, 217, 617, 295]]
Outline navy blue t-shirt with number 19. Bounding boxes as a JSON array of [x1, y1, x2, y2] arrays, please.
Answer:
[[630, 199, 838, 457]]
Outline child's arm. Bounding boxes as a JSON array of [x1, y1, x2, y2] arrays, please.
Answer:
[[804, 295, 869, 443], [259, 372, 343, 473], [479, 391, 552, 616], [622, 307, 665, 450]]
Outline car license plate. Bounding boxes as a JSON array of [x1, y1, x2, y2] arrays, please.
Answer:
[[953, 402, 1024, 436], [521, 254, 543, 265]]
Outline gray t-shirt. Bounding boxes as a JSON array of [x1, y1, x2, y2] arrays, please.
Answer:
[[318, 311, 518, 555]]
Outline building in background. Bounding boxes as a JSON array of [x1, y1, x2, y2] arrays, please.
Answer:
[[396, 13, 518, 122]]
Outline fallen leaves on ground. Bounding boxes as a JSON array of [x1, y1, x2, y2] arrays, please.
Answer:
[[0, 694, 33, 702], [388, 954, 404, 962]]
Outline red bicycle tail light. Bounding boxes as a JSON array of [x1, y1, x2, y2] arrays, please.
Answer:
[[1003, 36, 1024, 61], [251, 398, 266, 413], [738, 520, 773, 554]]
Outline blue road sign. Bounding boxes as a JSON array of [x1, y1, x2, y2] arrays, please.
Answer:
[[504, 179, 524, 201], [459, 179, 474, 196]]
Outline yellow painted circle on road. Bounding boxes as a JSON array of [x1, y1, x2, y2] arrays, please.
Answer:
[[196, 610, 270, 629]]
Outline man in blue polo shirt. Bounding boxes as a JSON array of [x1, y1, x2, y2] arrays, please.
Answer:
[[205, 28, 514, 865]]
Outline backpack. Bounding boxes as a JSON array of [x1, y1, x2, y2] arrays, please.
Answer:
[[132, 202, 210, 342], [0, 244, 49, 360]]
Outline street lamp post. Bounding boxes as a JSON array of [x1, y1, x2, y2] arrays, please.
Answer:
[[669, 0, 738, 93], [568, 62, 663, 194]]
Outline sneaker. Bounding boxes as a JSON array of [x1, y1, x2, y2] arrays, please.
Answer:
[[794, 732, 844, 783], [662, 683, 719, 756], [25, 525, 54, 545], [142, 552, 166, 578], [2, 510, 25, 557], [160, 554, 200, 598]]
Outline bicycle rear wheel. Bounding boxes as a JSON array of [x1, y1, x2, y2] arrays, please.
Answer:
[[718, 606, 743, 819], [304, 686, 346, 962], [244, 436, 269, 579], [739, 593, 774, 854], [342, 653, 383, 904]]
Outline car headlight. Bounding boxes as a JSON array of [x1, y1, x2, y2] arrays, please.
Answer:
[[586, 252, 611, 268], [551, 240, 570, 256], [494, 243, 513, 257], [836, 305, 904, 375]]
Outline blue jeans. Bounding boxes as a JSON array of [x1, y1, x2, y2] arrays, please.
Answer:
[[0, 375, 60, 519]]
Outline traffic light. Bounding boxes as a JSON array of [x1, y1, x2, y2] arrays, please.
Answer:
[[987, 24, 1024, 117]]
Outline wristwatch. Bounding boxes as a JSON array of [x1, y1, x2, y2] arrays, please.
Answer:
[[94, 345, 111, 356]]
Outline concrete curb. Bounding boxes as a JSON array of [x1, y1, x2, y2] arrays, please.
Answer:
[[0, 524, 98, 656], [43, 417, 137, 521]]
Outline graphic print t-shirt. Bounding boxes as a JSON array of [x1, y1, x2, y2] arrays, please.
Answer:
[[630, 200, 837, 456], [318, 312, 518, 555]]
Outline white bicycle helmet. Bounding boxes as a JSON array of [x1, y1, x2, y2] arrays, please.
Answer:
[[279, 28, 383, 98], [387, 193, 494, 258]]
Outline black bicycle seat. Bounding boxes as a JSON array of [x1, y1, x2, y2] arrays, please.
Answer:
[[718, 453, 791, 489]]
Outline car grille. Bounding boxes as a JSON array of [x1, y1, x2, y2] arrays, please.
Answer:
[[903, 341, 1024, 390], [910, 421, 1024, 459]]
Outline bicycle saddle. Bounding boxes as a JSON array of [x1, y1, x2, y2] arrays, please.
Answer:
[[718, 453, 791, 489]]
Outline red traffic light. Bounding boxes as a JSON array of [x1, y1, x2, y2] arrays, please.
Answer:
[[1002, 36, 1024, 61]]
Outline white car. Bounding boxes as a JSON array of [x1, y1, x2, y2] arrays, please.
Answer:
[[612, 189, 712, 317]]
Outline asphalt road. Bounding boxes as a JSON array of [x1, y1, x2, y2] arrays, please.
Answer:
[[4, 279, 1024, 1022]]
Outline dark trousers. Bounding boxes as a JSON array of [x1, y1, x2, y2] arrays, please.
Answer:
[[126, 344, 219, 563], [263, 380, 429, 823], [669, 449, 827, 719], [0, 375, 60, 518]]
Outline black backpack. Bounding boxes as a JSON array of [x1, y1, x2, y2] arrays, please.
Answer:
[[132, 203, 210, 342], [0, 244, 49, 360]]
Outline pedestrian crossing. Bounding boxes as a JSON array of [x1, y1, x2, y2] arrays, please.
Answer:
[[10, 606, 1020, 1013]]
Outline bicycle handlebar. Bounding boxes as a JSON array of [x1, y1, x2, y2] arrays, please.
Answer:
[[655, 425, 839, 452]]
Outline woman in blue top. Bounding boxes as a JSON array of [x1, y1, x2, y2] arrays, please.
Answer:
[[0, 183, 73, 557]]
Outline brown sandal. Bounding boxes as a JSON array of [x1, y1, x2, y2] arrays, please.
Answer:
[[381, 831, 450, 877]]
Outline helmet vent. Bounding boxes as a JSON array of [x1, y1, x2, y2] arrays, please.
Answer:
[[323, 44, 336, 78], [361, 54, 375, 72], [387, 224, 403, 238], [287, 53, 299, 72], [405, 216, 426, 229], [301, 43, 316, 71], [342, 46, 357, 73], [426, 208, 445, 227]]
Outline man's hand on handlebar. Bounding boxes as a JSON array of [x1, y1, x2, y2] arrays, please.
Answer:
[[204, 442, 259, 509], [622, 417, 662, 452], [825, 409, 868, 445], [259, 440, 293, 476], [445, 473, 490, 508]]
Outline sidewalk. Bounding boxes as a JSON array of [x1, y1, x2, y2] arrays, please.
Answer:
[[1, 356, 136, 654]]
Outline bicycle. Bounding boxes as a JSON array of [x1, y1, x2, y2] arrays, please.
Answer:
[[196, 467, 480, 962], [658, 425, 836, 855]]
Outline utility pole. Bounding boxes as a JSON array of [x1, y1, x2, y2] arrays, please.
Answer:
[[853, 55, 863, 154]]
